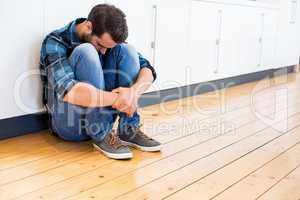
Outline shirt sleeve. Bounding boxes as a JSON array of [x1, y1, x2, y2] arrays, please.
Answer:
[[137, 52, 157, 81], [43, 37, 78, 100]]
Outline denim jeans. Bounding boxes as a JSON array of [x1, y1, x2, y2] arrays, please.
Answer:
[[51, 43, 140, 142]]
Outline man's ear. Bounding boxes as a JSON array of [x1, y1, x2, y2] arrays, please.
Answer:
[[86, 21, 93, 34]]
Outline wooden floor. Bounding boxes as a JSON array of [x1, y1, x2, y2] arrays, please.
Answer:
[[1, 70, 300, 200]]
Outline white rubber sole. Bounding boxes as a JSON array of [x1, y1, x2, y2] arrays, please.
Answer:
[[93, 144, 133, 160], [121, 140, 162, 152]]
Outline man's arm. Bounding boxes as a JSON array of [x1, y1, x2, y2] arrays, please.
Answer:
[[44, 37, 118, 108], [63, 82, 118, 107], [131, 67, 154, 95], [112, 53, 155, 116]]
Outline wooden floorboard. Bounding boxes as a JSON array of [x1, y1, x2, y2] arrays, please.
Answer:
[[8, 90, 300, 199], [257, 165, 300, 200], [165, 125, 300, 200], [211, 142, 300, 200], [0, 72, 300, 200], [106, 114, 300, 200]]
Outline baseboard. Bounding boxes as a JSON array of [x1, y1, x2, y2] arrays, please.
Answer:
[[0, 65, 295, 140], [0, 112, 48, 140]]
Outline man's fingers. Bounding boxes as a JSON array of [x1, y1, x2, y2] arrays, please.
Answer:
[[112, 87, 124, 93], [115, 103, 135, 117], [125, 105, 136, 118], [114, 102, 128, 112], [112, 88, 119, 93], [125, 108, 134, 117]]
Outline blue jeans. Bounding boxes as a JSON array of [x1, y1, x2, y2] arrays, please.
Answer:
[[51, 43, 140, 142]]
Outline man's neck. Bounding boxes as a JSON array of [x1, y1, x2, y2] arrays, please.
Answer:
[[75, 21, 86, 40]]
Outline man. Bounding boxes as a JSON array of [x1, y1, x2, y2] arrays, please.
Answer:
[[40, 4, 161, 160]]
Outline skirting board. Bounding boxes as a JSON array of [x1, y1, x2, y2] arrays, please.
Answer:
[[0, 65, 295, 140]]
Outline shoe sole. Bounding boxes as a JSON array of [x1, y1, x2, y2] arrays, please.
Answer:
[[120, 140, 162, 152], [93, 144, 133, 160]]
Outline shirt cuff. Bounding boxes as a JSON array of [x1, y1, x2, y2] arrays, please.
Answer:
[[56, 79, 78, 100]]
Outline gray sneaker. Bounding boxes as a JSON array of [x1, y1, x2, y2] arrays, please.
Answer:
[[119, 126, 162, 152], [93, 132, 133, 160]]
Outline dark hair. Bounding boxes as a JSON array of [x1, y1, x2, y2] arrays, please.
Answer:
[[87, 4, 128, 43]]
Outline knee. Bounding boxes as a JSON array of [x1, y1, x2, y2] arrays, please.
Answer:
[[70, 43, 104, 88], [115, 43, 140, 74], [117, 44, 139, 65], [72, 43, 99, 64]]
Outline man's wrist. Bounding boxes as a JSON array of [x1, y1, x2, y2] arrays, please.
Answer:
[[111, 92, 119, 107], [131, 85, 142, 97]]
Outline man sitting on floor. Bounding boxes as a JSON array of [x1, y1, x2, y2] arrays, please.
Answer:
[[40, 4, 161, 160]]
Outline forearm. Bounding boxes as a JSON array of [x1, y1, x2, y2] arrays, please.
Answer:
[[131, 68, 154, 95], [63, 82, 118, 107]]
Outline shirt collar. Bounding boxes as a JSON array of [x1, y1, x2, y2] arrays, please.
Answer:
[[70, 18, 86, 45]]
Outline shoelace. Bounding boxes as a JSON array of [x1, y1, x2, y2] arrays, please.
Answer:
[[108, 133, 123, 149], [133, 125, 153, 141]]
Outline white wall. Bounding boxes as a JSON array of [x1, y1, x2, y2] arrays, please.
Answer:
[[0, 0, 98, 119], [0, 0, 299, 120], [275, 0, 300, 67], [0, 0, 44, 119]]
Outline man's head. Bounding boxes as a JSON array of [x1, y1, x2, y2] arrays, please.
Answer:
[[79, 4, 128, 51]]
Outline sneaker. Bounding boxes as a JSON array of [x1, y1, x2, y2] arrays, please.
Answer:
[[93, 131, 133, 160], [119, 126, 162, 152]]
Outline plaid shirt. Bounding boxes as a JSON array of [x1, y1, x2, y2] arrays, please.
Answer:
[[40, 18, 156, 110]]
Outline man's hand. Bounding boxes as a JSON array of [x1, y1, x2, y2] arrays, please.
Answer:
[[112, 87, 140, 117], [111, 67, 154, 117]]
